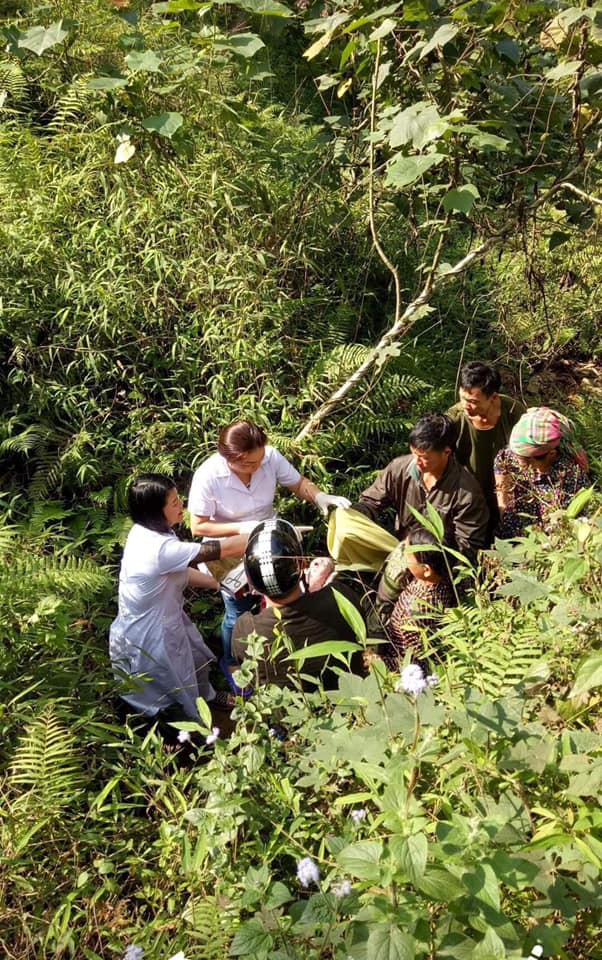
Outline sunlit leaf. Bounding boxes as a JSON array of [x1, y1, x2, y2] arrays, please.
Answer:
[[141, 111, 184, 137], [418, 21, 459, 60], [114, 137, 136, 164], [125, 49, 163, 72], [443, 183, 479, 214], [87, 76, 129, 89], [545, 59, 582, 80], [385, 152, 445, 188], [17, 20, 69, 56]]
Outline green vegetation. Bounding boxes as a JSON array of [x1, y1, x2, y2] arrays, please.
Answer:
[[0, 0, 601, 957]]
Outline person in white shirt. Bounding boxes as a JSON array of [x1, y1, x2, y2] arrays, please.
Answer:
[[188, 420, 350, 664], [109, 474, 247, 722]]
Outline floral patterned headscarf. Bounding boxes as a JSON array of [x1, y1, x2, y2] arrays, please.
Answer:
[[509, 407, 589, 471]]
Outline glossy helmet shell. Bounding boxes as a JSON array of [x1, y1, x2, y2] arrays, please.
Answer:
[[244, 519, 304, 600]]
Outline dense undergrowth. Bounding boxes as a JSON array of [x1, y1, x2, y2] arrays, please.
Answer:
[[1, 0, 602, 957], [0, 507, 601, 958]]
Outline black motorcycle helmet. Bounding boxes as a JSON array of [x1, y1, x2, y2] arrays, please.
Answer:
[[244, 518, 304, 600]]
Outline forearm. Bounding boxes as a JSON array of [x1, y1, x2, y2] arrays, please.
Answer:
[[191, 516, 250, 537], [291, 476, 321, 504], [187, 568, 220, 590], [190, 534, 248, 566]]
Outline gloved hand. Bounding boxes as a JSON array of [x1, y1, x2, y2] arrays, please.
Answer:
[[238, 520, 260, 534], [314, 491, 352, 516]]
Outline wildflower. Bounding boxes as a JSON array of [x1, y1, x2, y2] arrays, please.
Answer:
[[168, 953, 189, 960], [396, 663, 428, 696], [296, 856, 320, 887], [205, 727, 220, 745], [426, 674, 439, 688], [332, 879, 352, 898], [177, 730, 191, 744], [350, 808, 366, 824], [123, 947, 144, 960]]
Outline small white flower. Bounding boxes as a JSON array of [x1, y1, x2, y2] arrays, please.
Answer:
[[123, 947, 144, 960], [332, 879, 352, 897], [426, 674, 439, 688], [396, 663, 428, 696], [205, 727, 220, 745], [350, 808, 366, 824], [296, 856, 320, 887], [177, 730, 191, 744], [168, 952, 189, 960]]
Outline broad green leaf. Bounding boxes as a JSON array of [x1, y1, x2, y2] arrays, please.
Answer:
[[195, 695, 213, 729], [389, 832, 428, 885], [286, 639, 361, 664], [385, 153, 445, 188], [219, 33, 265, 58], [304, 30, 337, 61], [443, 184, 479, 214], [370, 18, 397, 41], [337, 840, 384, 882], [418, 22, 459, 60], [569, 651, 602, 699], [333, 588, 367, 644], [87, 77, 129, 90], [496, 37, 520, 63], [17, 20, 69, 56], [469, 132, 510, 151], [229, 918, 273, 956], [125, 50, 163, 73], [238, 0, 293, 15], [417, 866, 463, 901], [497, 573, 550, 604], [545, 60, 582, 80], [167, 0, 207, 10], [141, 112, 184, 138], [463, 863, 500, 911], [471, 927, 505, 960], [389, 102, 447, 150], [548, 230, 572, 250], [367, 923, 415, 960]]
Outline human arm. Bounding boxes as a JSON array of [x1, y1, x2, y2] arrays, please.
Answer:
[[494, 449, 515, 515], [352, 461, 400, 523], [289, 476, 351, 515], [452, 481, 490, 564], [190, 515, 257, 538], [188, 533, 248, 564], [187, 567, 220, 590]]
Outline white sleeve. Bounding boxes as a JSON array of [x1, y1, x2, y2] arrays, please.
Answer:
[[272, 448, 301, 488], [156, 537, 200, 574], [188, 463, 217, 518]]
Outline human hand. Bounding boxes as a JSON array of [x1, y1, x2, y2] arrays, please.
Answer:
[[314, 492, 352, 516]]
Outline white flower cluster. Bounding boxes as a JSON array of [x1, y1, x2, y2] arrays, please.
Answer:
[[395, 664, 439, 696], [331, 879, 352, 898], [206, 727, 220, 745], [123, 947, 144, 960], [296, 856, 320, 887], [177, 730, 191, 744], [350, 808, 366, 824]]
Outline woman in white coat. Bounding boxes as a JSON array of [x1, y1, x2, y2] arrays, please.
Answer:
[[109, 474, 247, 721]]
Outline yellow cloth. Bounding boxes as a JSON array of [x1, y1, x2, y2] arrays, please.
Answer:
[[327, 507, 399, 572]]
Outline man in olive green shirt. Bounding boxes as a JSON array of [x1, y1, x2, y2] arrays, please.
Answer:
[[447, 361, 526, 531]]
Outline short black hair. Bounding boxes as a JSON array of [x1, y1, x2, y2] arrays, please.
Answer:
[[459, 361, 501, 396], [128, 473, 175, 532], [408, 413, 457, 452], [407, 528, 449, 579]]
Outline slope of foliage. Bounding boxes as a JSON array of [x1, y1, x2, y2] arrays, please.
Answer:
[[0, 506, 600, 958]]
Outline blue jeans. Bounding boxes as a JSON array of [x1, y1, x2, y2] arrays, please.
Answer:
[[221, 590, 259, 665]]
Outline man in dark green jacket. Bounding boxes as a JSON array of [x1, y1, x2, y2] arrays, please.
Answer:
[[447, 361, 526, 529], [356, 412, 489, 565]]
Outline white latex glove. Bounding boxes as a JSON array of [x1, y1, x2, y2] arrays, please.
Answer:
[[238, 520, 260, 534], [314, 492, 352, 516]]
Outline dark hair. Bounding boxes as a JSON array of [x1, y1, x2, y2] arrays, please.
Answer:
[[407, 528, 449, 579], [408, 413, 457, 452], [217, 420, 268, 462], [459, 361, 501, 397], [128, 473, 175, 532]]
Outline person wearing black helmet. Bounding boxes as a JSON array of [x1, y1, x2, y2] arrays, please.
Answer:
[[231, 519, 364, 688]]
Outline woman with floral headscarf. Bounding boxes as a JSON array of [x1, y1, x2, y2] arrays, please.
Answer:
[[493, 407, 590, 538]]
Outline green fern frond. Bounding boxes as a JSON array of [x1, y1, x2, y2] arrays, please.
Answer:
[[0, 554, 111, 600], [0, 60, 27, 108], [47, 78, 94, 133], [438, 602, 544, 698], [9, 703, 85, 815], [182, 895, 239, 959]]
